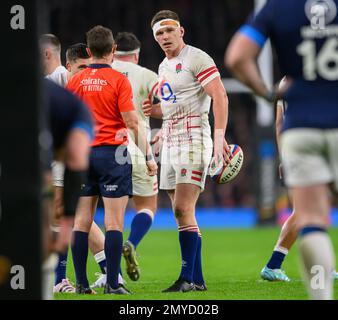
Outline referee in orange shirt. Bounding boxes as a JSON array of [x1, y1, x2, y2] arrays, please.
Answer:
[[67, 25, 157, 295]]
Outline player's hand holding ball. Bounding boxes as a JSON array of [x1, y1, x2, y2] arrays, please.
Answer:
[[213, 133, 232, 166], [210, 140, 244, 184]]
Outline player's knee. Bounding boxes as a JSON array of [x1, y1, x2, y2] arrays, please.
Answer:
[[173, 203, 193, 218], [105, 223, 123, 232], [73, 215, 92, 232], [105, 215, 123, 232], [174, 207, 182, 219]]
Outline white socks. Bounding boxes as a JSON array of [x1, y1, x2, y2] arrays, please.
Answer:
[[42, 253, 58, 300], [299, 231, 335, 300]]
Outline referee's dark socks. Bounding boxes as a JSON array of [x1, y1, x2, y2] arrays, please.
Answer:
[[71, 231, 89, 288], [105, 230, 123, 289], [55, 251, 68, 285], [178, 226, 199, 283], [128, 210, 153, 248], [193, 232, 205, 285]]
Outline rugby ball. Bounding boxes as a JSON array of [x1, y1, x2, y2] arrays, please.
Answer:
[[209, 144, 244, 184]]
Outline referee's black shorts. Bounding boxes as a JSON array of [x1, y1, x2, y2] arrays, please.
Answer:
[[80, 145, 132, 198]]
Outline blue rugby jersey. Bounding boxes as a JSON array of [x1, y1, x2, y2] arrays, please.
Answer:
[[239, 0, 338, 130], [45, 79, 93, 151]]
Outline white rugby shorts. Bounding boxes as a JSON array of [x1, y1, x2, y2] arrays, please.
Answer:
[[127, 133, 159, 197], [131, 154, 158, 196], [160, 140, 212, 192], [281, 128, 338, 190]]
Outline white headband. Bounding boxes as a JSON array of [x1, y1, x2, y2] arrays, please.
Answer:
[[115, 48, 140, 56], [152, 19, 180, 38]]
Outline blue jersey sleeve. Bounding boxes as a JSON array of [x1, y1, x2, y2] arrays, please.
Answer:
[[239, 0, 275, 48], [70, 99, 94, 141], [46, 79, 94, 150]]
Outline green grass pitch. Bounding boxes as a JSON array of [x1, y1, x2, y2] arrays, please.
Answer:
[[55, 228, 338, 300]]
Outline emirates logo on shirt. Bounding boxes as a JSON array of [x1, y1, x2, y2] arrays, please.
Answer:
[[176, 63, 182, 73]]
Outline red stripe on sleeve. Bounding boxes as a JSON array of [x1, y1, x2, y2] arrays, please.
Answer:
[[192, 170, 203, 176], [196, 66, 217, 80], [148, 82, 158, 99], [191, 176, 202, 182], [199, 69, 219, 84]]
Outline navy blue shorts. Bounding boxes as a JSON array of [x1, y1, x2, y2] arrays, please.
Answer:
[[80, 145, 132, 198]]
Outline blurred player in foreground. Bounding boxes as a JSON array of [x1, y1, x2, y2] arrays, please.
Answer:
[[67, 25, 157, 295], [226, 0, 338, 299], [43, 79, 93, 299], [144, 10, 231, 292], [261, 77, 338, 282]]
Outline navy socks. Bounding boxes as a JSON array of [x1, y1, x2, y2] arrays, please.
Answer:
[[105, 230, 123, 289], [71, 231, 89, 288], [178, 227, 199, 283], [128, 212, 153, 248]]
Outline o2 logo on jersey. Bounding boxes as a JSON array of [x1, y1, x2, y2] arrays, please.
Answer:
[[305, 0, 337, 30], [158, 78, 177, 103]]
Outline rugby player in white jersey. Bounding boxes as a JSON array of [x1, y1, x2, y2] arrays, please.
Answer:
[[143, 10, 231, 292], [111, 32, 159, 282], [40, 34, 68, 87]]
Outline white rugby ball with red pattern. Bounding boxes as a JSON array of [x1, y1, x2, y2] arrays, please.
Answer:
[[209, 144, 244, 184]]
